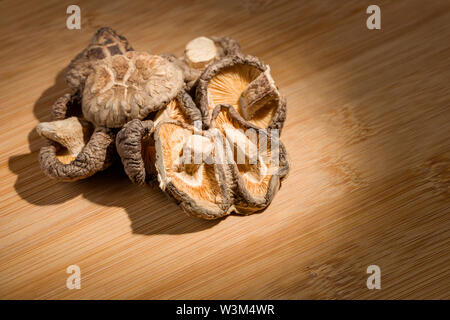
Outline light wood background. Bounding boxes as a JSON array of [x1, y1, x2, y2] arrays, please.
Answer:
[[0, 0, 449, 299]]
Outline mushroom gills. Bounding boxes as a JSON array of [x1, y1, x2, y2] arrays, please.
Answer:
[[224, 122, 272, 202], [207, 64, 278, 128], [211, 105, 288, 212], [154, 99, 191, 126], [155, 122, 229, 217]]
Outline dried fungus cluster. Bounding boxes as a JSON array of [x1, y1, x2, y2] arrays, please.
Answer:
[[36, 27, 289, 219]]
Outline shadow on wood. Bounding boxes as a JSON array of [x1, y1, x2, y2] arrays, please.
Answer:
[[10, 67, 221, 236], [8, 154, 221, 235]]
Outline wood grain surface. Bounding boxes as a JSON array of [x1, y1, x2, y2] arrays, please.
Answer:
[[0, 0, 449, 299]]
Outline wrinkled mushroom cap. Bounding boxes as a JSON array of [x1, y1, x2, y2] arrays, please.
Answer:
[[116, 90, 202, 185], [154, 121, 233, 219], [39, 127, 116, 182], [116, 119, 155, 185], [196, 55, 286, 131], [37, 93, 116, 181], [82, 51, 184, 128], [211, 104, 289, 214], [65, 27, 134, 91]]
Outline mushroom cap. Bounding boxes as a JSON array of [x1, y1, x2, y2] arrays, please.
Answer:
[[196, 54, 286, 131], [118, 103, 289, 218], [116, 90, 202, 185], [39, 127, 116, 182], [65, 27, 134, 91], [38, 92, 116, 181], [210, 104, 289, 214], [154, 121, 234, 219], [82, 51, 184, 128], [152, 105, 289, 218]]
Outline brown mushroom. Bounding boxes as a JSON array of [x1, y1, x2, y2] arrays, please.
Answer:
[[196, 55, 286, 131], [210, 104, 289, 214], [65, 27, 134, 92], [82, 51, 184, 128], [37, 93, 116, 181], [116, 90, 202, 185], [150, 103, 289, 219], [153, 121, 234, 219], [43, 30, 290, 218]]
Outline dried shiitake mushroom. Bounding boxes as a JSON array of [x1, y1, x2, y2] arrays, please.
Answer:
[[66, 27, 134, 91], [116, 90, 201, 185], [210, 104, 289, 214], [151, 105, 289, 218], [196, 55, 286, 131], [82, 51, 184, 128], [36, 28, 289, 220], [153, 121, 234, 219], [162, 36, 241, 92], [37, 93, 116, 181]]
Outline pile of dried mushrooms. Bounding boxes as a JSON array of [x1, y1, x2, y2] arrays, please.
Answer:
[[36, 27, 289, 219]]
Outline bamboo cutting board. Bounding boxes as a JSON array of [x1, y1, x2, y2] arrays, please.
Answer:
[[0, 0, 449, 299]]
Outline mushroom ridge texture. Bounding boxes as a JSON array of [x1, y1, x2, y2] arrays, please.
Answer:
[[66, 27, 134, 92], [82, 51, 184, 128], [196, 54, 286, 131]]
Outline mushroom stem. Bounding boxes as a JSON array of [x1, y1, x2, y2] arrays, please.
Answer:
[[36, 117, 92, 157], [239, 68, 279, 120], [184, 37, 219, 69]]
